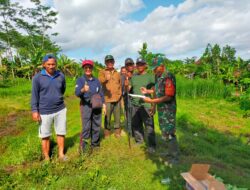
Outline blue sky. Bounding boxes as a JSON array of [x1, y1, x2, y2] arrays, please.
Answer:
[[19, 0, 250, 68], [127, 0, 184, 21], [61, 0, 184, 66]]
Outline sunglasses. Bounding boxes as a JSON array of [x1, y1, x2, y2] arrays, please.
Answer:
[[83, 66, 93, 70]]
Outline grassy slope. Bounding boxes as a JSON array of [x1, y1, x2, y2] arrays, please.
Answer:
[[0, 79, 249, 189]]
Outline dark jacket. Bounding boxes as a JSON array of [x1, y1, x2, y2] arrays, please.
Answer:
[[75, 75, 105, 104], [31, 69, 66, 114]]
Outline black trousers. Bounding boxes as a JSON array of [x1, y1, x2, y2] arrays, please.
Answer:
[[80, 103, 102, 147], [131, 105, 156, 148]]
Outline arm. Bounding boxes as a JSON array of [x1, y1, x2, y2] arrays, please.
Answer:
[[97, 80, 106, 114], [140, 87, 154, 94], [62, 74, 66, 94], [144, 78, 175, 104], [31, 76, 41, 121], [98, 70, 108, 84], [75, 78, 84, 97], [144, 95, 173, 104], [98, 80, 105, 104]]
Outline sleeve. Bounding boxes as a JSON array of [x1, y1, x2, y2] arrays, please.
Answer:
[[98, 69, 106, 84], [129, 77, 134, 93], [119, 73, 122, 95], [75, 77, 84, 97], [146, 74, 155, 89], [98, 80, 105, 103], [61, 74, 66, 94], [165, 78, 175, 97], [31, 76, 40, 113]]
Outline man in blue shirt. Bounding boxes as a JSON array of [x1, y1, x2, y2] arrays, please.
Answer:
[[31, 54, 67, 161]]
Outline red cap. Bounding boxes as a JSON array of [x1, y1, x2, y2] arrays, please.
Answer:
[[82, 60, 94, 67]]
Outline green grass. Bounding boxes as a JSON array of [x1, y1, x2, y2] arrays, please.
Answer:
[[0, 78, 249, 189], [176, 75, 232, 98]]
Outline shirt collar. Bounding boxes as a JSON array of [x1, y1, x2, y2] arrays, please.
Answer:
[[41, 69, 60, 78], [84, 74, 95, 81]]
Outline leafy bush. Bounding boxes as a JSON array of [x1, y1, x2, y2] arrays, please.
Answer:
[[239, 88, 250, 111]]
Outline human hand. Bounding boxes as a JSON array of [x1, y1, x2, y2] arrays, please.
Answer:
[[81, 83, 89, 93], [149, 106, 156, 116], [32, 112, 41, 122], [140, 87, 148, 94], [105, 71, 111, 81], [143, 97, 152, 103], [102, 104, 106, 115], [124, 77, 129, 87]]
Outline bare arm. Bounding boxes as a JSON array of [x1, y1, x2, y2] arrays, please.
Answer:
[[140, 87, 154, 94]]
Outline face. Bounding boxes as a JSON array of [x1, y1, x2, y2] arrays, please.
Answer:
[[127, 71, 133, 78], [136, 63, 146, 73], [105, 59, 114, 70], [153, 65, 164, 77], [43, 58, 57, 75], [126, 63, 134, 72], [83, 65, 93, 76], [120, 68, 127, 75]]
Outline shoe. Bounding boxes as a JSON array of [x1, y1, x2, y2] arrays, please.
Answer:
[[147, 147, 156, 154], [91, 145, 100, 153], [158, 152, 172, 157], [59, 155, 68, 162], [164, 158, 179, 167], [114, 128, 121, 138], [80, 140, 91, 154], [104, 129, 111, 138]]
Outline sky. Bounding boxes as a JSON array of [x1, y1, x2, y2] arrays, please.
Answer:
[[13, 0, 250, 68]]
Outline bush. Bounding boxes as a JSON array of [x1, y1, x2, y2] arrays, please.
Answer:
[[239, 88, 250, 111]]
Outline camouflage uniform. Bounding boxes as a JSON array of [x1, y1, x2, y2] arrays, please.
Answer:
[[155, 71, 176, 135], [155, 70, 179, 162]]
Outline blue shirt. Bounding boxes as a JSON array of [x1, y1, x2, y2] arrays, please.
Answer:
[[75, 75, 104, 104], [31, 69, 66, 114]]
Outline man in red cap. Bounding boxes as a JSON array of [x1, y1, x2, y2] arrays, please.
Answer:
[[75, 60, 105, 152]]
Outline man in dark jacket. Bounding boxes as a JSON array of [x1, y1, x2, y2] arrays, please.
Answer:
[[31, 54, 67, 161]]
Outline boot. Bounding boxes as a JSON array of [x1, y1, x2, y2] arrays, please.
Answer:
[[167, 136, 179, 164], [104, 129, 111, 138], [79, 140, 90, 155], [114, 128, 121, 138]]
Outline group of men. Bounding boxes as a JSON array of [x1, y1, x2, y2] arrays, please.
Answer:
[[31, 53, 179, 164]]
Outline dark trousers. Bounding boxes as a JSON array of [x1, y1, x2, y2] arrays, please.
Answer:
[[131, 105, 156, 148], [80, 103, 102, 147], [104, 102, 121, 130]]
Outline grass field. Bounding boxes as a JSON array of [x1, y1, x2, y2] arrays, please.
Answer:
[[0, 78, 249, 190]]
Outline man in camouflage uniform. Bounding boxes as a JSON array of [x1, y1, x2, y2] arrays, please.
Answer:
[[141, 56, 179, 164]]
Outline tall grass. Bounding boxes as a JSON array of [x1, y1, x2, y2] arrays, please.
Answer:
[[0, 78, 77, 99], [0, 78, 31, 98], [176, 75, 232, 98]]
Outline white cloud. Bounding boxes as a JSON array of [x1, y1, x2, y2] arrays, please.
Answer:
[[11, 0, 250, 64]]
